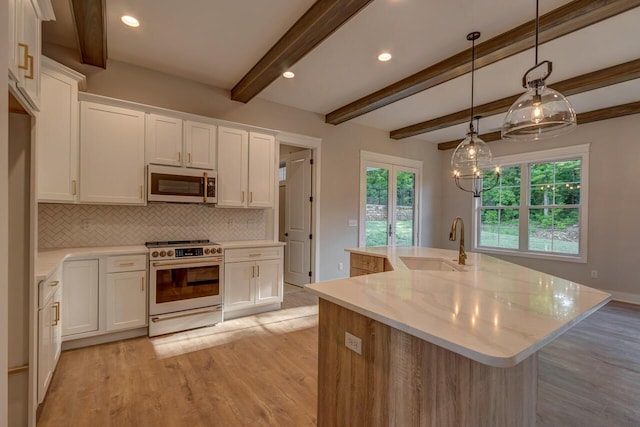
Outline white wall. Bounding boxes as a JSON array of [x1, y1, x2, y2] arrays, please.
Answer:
[[1, 0, 10, 423], [439, 114, 640, 302], [42, 44, 443, 282]]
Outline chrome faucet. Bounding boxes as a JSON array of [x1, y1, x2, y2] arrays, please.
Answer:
[[449, 216, 467, 265]]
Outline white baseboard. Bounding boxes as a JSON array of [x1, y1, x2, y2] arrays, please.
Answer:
[[603, 289, 640, 305], [61, 327, 148, 350]]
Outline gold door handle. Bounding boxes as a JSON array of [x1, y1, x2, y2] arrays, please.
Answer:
[[24, 54, 34, 80], [17, 43, 29, 70], [72, 180, 77, 196], [141, 277, 145, 292], [52, 302, 60, 326]]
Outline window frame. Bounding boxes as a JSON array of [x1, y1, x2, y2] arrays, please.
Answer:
[[359, 151, 422, 248], [473, 144, 589, 263]]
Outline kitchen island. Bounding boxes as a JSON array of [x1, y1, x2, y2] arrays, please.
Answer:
[[306, 247, 611, 427]]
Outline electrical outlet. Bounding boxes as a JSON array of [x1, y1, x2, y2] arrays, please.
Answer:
[[591, 270, 598, 279], [345, 331, 362, 355], [338, 262, 344, 271], [81, 219, 94, 231], [348, 219, 358, 227]]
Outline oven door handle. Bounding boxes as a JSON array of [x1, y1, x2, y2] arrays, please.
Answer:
[[152, 258, 223, 268], [151, 306, 223, 323]]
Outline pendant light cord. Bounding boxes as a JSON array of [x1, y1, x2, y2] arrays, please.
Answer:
[[470, 36, 476, 131], [535, 0, 539, 65]]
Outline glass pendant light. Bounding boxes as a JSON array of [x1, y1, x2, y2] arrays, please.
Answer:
[[502, 0, 576, 140], [451, 32, 500, 198]]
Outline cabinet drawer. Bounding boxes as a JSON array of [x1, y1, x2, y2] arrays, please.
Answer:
[[350, 253, 385, 273], [39, 267, 61, 308], [106, 254, 147, 273], [225, 246, 282, 262]]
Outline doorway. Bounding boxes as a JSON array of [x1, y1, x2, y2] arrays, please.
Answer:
[[276, 132, 321, 286]]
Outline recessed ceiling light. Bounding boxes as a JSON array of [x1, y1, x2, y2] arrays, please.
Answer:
[[378, 52, 392, 62], [283, 71, 295, 79], [121, 15, 140, 27]]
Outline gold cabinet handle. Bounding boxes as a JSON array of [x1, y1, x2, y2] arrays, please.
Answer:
[[52, 302, 60, 326], [250, 192, 253, 203], [252, 265, 255, 278], [24, 54, 34, 80], [257, 265, 260, 277], [49, 280, 59, 287], [119, 262, 135, 267], [249, 253, 261, 257], [178, 152, 181, 162], [188, 153, 191, 163], [140, 185, 144, 199], [72, 180, 77, 196], [141, 277, 145, 292], [241, 191, 245, 203], [17, 43, 29, 70]]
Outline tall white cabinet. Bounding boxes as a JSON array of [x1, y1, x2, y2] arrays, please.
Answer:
[[37, 57, 85, 202], [217, 127, 275, 208], [79, 102, 146, 205]]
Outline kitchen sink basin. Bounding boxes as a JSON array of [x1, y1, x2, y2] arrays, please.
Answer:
[[400, 257, 465, 272]]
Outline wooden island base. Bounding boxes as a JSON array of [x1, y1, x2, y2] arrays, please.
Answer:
[[317, 300, 537, 427]]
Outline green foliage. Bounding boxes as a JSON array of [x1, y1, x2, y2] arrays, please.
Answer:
[[366, 168, 415, 207]]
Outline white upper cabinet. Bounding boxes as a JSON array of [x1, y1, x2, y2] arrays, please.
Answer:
[[79, 102, 146, 205], [9, 0, 43, 109], [146, 115, 217, 170], [184, 120, 217, 170], [217, 127, 275, 208], [248, 132, 275, 208], [145, 113, 183, 167], [217, 127, 249, 207], [37, 58, 85, 203]]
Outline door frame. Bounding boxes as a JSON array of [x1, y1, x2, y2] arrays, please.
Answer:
[[274, 132, 321, 284], [359, 151, 423, 247]]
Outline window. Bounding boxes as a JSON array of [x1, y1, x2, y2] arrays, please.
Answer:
[[475, 144, 589, 262], [360, 151, 422, 247]]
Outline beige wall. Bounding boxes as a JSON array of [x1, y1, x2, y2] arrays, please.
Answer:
[[439, 114, 640, 301], [1, 0, 9, 423], [43, 44, 443, 281]]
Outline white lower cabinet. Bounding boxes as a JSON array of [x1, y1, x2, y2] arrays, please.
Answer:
[[37, 274, 61, 403], [224, 246, 283, 318], [62, 259, 99, 336], [106, 270, 147, 331]]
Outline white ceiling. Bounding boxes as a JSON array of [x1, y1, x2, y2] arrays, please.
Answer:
[[42, 0, 640, 144]]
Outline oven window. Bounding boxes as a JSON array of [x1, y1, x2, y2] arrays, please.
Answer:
[[150, 173, 204, 197], [155, 265, 220, 304]]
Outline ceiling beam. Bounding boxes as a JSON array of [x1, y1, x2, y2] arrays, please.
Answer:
[[231, 0, 374, 103], [70, 0, 107, 68], [392, 58, 640, 140], [437, 101, 640, 150], [325, 0, 640, 125]]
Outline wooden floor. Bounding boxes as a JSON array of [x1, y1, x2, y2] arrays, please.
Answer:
[[38, 291, 640, 427]]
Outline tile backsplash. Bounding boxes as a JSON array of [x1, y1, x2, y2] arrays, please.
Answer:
[[38, 203, 268, 248]]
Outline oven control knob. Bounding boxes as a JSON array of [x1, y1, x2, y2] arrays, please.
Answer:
[[152, 251, 159, 258], [167, 250, 174, 256], [160, 250, 167, 257], [216, 247, 222, 254], [204, 248, 210, 254]]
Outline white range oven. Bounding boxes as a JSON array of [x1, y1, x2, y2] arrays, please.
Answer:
[[146, 240, 224, 337]]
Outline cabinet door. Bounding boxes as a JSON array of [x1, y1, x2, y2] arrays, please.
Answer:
[[255, 259, 283, 305], [248, 132, 275, 208], [37, 303, 53, 403], [62, 259, 99, 336], [37, 69, 79, 202], [184, 121, 216, 170], [146, 113, 183, 166], [217, 127, 248, 207], [80, 102, 146, 205], [224, 262, 255, 311], [106, 270, 147, 331], [15, 0, 41, 108]]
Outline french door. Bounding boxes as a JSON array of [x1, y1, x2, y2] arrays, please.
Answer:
[[360, 160, 419, 247]]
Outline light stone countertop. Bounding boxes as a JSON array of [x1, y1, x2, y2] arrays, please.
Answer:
[[36, 245, 148, 281], [306, 246, 611, 368], [218, 240, 285, 249]]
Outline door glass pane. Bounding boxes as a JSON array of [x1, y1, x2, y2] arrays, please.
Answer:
[[365, 166, 389, 246], [395, 170, 415, 246]]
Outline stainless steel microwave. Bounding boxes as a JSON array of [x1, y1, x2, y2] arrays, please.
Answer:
[[148, 165, 217, 204]]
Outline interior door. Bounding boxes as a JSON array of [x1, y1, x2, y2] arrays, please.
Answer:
[[284, 149, 312, 286]]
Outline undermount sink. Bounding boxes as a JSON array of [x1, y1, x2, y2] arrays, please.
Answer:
[[400, 256, 465, 272]]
